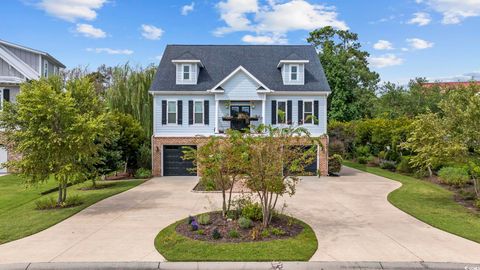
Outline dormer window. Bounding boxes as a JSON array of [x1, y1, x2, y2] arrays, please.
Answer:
[[183, 64, 191, 80], [278, 59, 308, 85], [172, 59, 203, 85], [290, 65, 298, 81]]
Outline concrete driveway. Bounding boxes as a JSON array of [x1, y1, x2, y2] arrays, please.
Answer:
[[0, 166, 479, 263]]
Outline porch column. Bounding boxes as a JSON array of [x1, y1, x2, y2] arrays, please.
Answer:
[[262, 99, 266, 125], [215, 99, 219, 133]]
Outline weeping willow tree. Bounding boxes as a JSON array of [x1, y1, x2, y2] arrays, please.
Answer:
[[105, 64, 155, 139]]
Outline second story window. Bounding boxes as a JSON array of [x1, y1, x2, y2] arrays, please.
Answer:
[[44, 61, 48, 77], [194, 101, 204, 124], [183, 64, 190, 80], [303, 101, 313, 124], [277, 101, 287, 124], [290, 65, 298, 81], [167, 101, 177, 124]]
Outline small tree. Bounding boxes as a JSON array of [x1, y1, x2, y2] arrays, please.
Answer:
[[0, 77, 106, 205], [184, 130, 245, 217], [243, 125, 319, 227]]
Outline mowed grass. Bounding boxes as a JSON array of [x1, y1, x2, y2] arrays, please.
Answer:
[[0, 174, 144, 244], [155, 218, 318, 261], [344, 161, 480, 243]]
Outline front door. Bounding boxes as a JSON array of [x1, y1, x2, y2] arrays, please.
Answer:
[[230, 105, 250, 131]]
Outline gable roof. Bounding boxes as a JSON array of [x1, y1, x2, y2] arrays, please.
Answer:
[[150, 45, 330, 92], [209, 66, 271, 92], [0, 39, 66, 68]]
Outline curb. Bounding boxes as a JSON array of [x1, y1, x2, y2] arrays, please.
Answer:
[[1, 261, 479, 270]]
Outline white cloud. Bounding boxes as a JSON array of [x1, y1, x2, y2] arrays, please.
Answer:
[[242, 34, 287, 44], [181, 2, 195, 15], [214, 0, 348, 43], [37, 0, 107, 22], [141, 24, 164, 40], [373, 40, 394, 50], [406, 38, 434, 49], [408, 12, 431, 26], [86, 48, 133, 55], [369, 54, 404, 68], [75, 23, 106, 38], [417, 0, 480, 24], [426, 71, 480, 82]]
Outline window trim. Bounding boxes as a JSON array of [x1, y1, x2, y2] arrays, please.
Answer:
[[182, 64, 191, 81], [290, 64, 299, 82], [43, 61, 48, 77], [303, 100, 314, 125], [276, 100, 288, 125], [166, 100, 178, 125], [193, 100, 204, 125]]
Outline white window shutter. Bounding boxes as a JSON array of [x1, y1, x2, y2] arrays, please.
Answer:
[[176, 64, 182, 83]]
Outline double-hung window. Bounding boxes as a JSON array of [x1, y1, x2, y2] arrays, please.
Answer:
[[183, 64, 190, 80], [277, 101, 287, 124], [167, 101, 177, 124], [303, 101, 313, 124], [194, 100, 204, 124], [290, 65, 299, 81]]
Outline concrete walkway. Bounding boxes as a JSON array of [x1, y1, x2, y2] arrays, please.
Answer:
[[0, 167, 479, 263]]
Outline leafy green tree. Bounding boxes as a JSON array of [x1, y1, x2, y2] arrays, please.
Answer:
[[0, 77, 106, 205], [183, 129, 246, 217], [307, 26, 380, 121], [105, 64, 155, 139], [242, 125, 319, 227], [374, 82, 412, 119]]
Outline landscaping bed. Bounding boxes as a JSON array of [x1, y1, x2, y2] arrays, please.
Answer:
[[155, 213, 317, 261], [176, 211, 303, 243]]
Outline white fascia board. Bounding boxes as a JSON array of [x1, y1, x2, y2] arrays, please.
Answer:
[[277, 60, 309, 68], [171, 59, 204, 67], [209, 66, 272, 92], [268, 91, 330, 96], [149, 90, 211, 95]]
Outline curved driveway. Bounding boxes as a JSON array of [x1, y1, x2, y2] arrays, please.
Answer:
[[0, 167, 479, 263]]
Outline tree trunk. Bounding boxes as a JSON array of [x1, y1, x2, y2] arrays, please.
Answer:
[[222, 189, 227, 217], [226, 176, 235, 213], [62, 183, 67, 203], [124, 157, 128, 173], [427, 166, 433, 177], [473, 176, 479, 197], [57, 183, 63, 206]]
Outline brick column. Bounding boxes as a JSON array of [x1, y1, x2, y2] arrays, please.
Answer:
[[318, 135, 329, 176]]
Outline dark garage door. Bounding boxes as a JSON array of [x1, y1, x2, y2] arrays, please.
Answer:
[[298, 145, 318, 175], [163, 145, 197, 176]]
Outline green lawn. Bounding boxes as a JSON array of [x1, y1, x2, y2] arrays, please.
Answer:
[[0, 174, 144, 244], [155, 218, 318, 261], [344, 161, 480, 243]]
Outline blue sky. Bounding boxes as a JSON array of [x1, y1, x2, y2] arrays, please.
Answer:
[[2, 0, 480, 84]]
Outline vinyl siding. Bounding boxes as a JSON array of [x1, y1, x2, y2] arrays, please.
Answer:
[[281, 64, 305, 85], [265, 95, 327, 136], [0, 58, 24, 78], [154, 95, 215, 136], [217, 100, 263, 132], [3, 45, 40, 72], [216, 71, 264, 100]]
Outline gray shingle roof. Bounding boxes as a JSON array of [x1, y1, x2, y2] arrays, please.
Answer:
[[150, 45, 330, 92]]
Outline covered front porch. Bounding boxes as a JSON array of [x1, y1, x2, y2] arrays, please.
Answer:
[[213, 99, 266, 134]]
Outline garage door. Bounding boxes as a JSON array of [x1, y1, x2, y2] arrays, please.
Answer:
[[163, 145, 197, 176], [0, 147, 7, 174], [303, 145, 318, 175]]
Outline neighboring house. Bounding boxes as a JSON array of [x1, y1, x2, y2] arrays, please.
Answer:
[[0, 39, 65, 173], [149, 45, 331, 177]]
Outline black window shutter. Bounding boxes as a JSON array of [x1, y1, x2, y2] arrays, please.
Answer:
[[161, 100, 167, 125], [271, 100, 277, 125], [177, 100, 183, 125], [188, 100, 193, 125], [314, 100, 319, 125], [298, 100, 303, 125], [204, 100, 209, 125], [287, 100, 292, 124], [3, 89, 10, 102]]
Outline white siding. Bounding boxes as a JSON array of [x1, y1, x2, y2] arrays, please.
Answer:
[[175, 63, 198, 84], [265, 95, 327, 136], [216, 70, 263, 100], [154, 95, 215, 136], [0, 58, 24, 79], [3, 45, 40, 72], [281, 64, 305, 85]]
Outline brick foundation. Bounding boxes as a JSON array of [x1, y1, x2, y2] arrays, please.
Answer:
[[152, 135, 329, 177]]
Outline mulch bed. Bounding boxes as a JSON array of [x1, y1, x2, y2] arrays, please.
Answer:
[[176, 212, 304, 243], [105, 172, 131, 181]]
